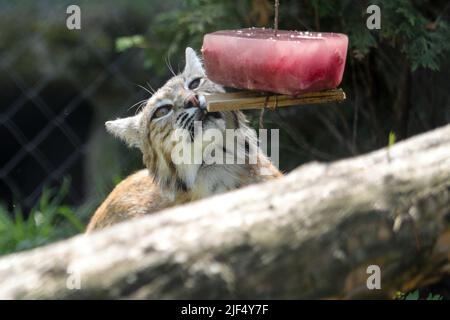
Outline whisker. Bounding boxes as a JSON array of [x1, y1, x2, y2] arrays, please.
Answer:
[[165, 55, 176, 76], [132, 82, 154, 95], [146, 82, 156, 94], [137, 84, 154, 95], [127, 99, 147, 112], [135, 100, 147, 115]]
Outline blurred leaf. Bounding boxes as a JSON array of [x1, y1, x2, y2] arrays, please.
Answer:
[[58, 206, 85, 233], [405, 290, 420, 300], [388, 131, 396, 146], [115, 35, 147, 52], [426, 293, 443, 300]]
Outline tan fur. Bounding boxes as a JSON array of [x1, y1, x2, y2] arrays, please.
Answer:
[[86, 162, 281, 232], [87, 48, 282, 232]]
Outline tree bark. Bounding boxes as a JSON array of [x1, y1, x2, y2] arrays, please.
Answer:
[[0, 124, 449, 299]]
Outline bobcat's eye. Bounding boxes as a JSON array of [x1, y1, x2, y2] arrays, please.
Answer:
[[153, 104, 173, 120], [188, 77, 202, 90]]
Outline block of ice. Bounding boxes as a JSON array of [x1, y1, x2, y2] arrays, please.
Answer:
[[202, 28, 348, 96]]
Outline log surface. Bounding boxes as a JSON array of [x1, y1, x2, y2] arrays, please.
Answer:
[[0, 124, 449, 299]]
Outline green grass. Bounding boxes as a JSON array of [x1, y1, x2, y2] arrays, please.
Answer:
[[395, 290, 444, 300], [388, 131, 397, 146], [0, 179, 86, 256]]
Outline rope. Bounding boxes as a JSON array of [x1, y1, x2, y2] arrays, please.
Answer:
[[274, 0, 280, 36], [259, 0, 281, 129], [259, 105, 265, 130]]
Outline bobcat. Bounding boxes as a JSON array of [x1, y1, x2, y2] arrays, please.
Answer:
[[86, 48, 281, 232]]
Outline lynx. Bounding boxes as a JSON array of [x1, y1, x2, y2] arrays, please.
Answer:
[[86, 48, 281, 232]]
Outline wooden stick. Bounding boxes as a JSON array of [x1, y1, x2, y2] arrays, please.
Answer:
[[205, 88, 346, 112]]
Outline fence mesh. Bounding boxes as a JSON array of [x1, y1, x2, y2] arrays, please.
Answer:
[[0, 2, 153, 211]]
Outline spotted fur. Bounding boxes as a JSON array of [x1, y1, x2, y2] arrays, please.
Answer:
[[86, 48, 282, 232]]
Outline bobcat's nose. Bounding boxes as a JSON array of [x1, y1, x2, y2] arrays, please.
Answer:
[[184, 95, 207, 111]]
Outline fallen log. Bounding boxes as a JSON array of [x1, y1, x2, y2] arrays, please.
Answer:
[[0, 124, 449, 299]]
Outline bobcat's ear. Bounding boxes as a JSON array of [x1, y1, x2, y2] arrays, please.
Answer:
[[184, 47, 205, 77], [105, 114, 142, 149]]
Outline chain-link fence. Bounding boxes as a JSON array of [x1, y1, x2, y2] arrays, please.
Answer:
[[0, 1, 161, 211]]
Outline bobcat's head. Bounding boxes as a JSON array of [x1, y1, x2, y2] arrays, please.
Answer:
[[106, 48, 254, 196]]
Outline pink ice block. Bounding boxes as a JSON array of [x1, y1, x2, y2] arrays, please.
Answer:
[[201, 28, 348, 96]]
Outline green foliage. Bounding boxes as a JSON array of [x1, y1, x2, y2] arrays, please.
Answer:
[[116, 0, 252, 75], [426, 293, 444, 300], [307, 0, 450, 71], [372, 0, 450, 71], [388, 131, 396, 146], [396, 290, 444, 300], [405, 290, 420, 300], [115, 0, 449, 78], [152, 0, 248, 52], [116, 35, 147, 53], [0, 179, 85, 256], [113, 174, 124, 186]]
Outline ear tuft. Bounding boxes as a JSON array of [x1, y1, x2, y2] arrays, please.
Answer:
[[184, 47, 205, 76], [105, 114, 142, 149]]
